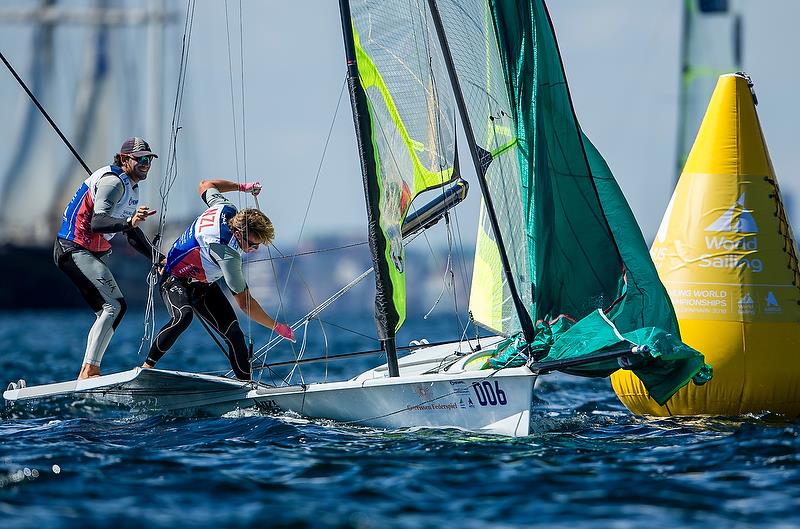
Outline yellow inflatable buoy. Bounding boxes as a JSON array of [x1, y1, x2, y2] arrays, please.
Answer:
[[612, 73, 800, 417]]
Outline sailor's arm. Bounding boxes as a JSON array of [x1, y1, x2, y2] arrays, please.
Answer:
[[212, 244, 294, 340], [91, 175, 155, 233], [90, 176, 129, 233], [214, 246, 275, 327], [199, 179, 262, 197], [232, 288, 277, 329], [125, 227, 166, 262]]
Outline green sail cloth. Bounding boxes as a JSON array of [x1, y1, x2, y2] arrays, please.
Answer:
[[486, 310, 712, 405], [474, 0, 711, 404]]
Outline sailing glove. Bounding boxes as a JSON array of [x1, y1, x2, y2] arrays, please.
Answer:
[[274, 322, 296, 343], [239, 182, 262, 196]]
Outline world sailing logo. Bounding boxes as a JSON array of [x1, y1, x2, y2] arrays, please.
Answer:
[[700, 193, 763, 273], [704, 193, 758, 233], [738, 292, 755, 315]]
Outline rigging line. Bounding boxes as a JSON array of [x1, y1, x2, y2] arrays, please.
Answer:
[[248, 75, 348, 379], [224, 0, 255, 343], [239, 0, 256, 345], [239, 241, 326, 383], [268, 243, 328, 333], [449, 198, 472, 311], [162, 0, 196, 200], [253, 337, 466, 371], [315, 318, 380, 342], [224, 0, 242, 181], [276, 76, 348, 308], [250, 265, 375, 366], [0, 52, 91, 176], [244, 240, 368, 263], [140, 0, 196, 352], [250, 242, 334, 383], [249, 243, 297, 382], [238, 0, 247, 185], [444, 214, 468, 330], [247, 226, 430, 375]]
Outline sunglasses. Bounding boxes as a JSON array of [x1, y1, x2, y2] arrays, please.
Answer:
[[129, 155, 153, 165], [241, 232, 260, 249]]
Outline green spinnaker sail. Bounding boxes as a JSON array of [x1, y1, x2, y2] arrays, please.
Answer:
[[347, 0, 459, 337], [433, 0, 710, 405]]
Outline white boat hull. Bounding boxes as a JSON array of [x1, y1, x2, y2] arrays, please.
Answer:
[[251, 338, 537, 436], [3, 367, 257, 415], [252, 369, 534, 436], [4, 339, 536, 436]]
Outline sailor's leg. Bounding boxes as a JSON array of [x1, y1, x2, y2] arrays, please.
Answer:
[[193, 283, 251, 380], [144, 277, 193, 367], [56, 248, 125, 378], [80, 296, 127, 378]]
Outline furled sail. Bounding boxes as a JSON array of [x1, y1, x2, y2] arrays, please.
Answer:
[[343, 0, 459, 339], [432, 0, 710, 404]]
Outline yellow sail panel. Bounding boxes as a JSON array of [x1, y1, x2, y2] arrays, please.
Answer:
[[613, 73, 800, 417], [469, 200, 506, 333]]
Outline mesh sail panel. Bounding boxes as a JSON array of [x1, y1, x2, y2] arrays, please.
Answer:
[[432, 0, 531, 335], [349, 0, 458, 333]]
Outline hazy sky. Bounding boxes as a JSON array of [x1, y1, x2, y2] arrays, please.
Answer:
[[1, 1, 798, 249]]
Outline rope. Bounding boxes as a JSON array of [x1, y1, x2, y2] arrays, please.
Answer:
[[244, 240, 368, 263], [138, 0, 196, 357], [239, 78, 347, 383], [248, 265, 376, 370], [270, 77, 348, 325]]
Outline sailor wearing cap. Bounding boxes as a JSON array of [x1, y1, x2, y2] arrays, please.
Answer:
[[54, 137, 163, 379]]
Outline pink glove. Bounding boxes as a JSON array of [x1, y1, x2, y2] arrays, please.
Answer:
[[273, 322, 296, 342], [239, 181, 262, 196]]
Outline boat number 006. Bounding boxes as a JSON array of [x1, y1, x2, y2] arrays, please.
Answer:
[[471, 380, 507, 406]]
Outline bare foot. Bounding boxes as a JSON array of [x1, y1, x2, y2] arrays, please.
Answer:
[[141, 362, 154, 369], [78, 364, 101, 379]]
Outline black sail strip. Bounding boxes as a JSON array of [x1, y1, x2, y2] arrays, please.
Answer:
[[338, 0, 400, 377]]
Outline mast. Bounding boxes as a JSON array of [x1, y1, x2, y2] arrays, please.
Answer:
[[675, 0, 742, 183], [338, 0, 400, 377], [426, 0, 536, 345]]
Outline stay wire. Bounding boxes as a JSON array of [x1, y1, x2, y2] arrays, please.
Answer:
[[248, 230, 430, 379], [139, 0, 196, 355], [275, 76, 347, 308], [224, 0, 242, 181], [245, 240, 367, 263], [242, 77, 348, 383], [223, 0, 254, 346], [248, 264, 377, 378]]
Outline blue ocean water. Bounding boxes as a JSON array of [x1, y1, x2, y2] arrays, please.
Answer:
[[1, 310, 798, 529]]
